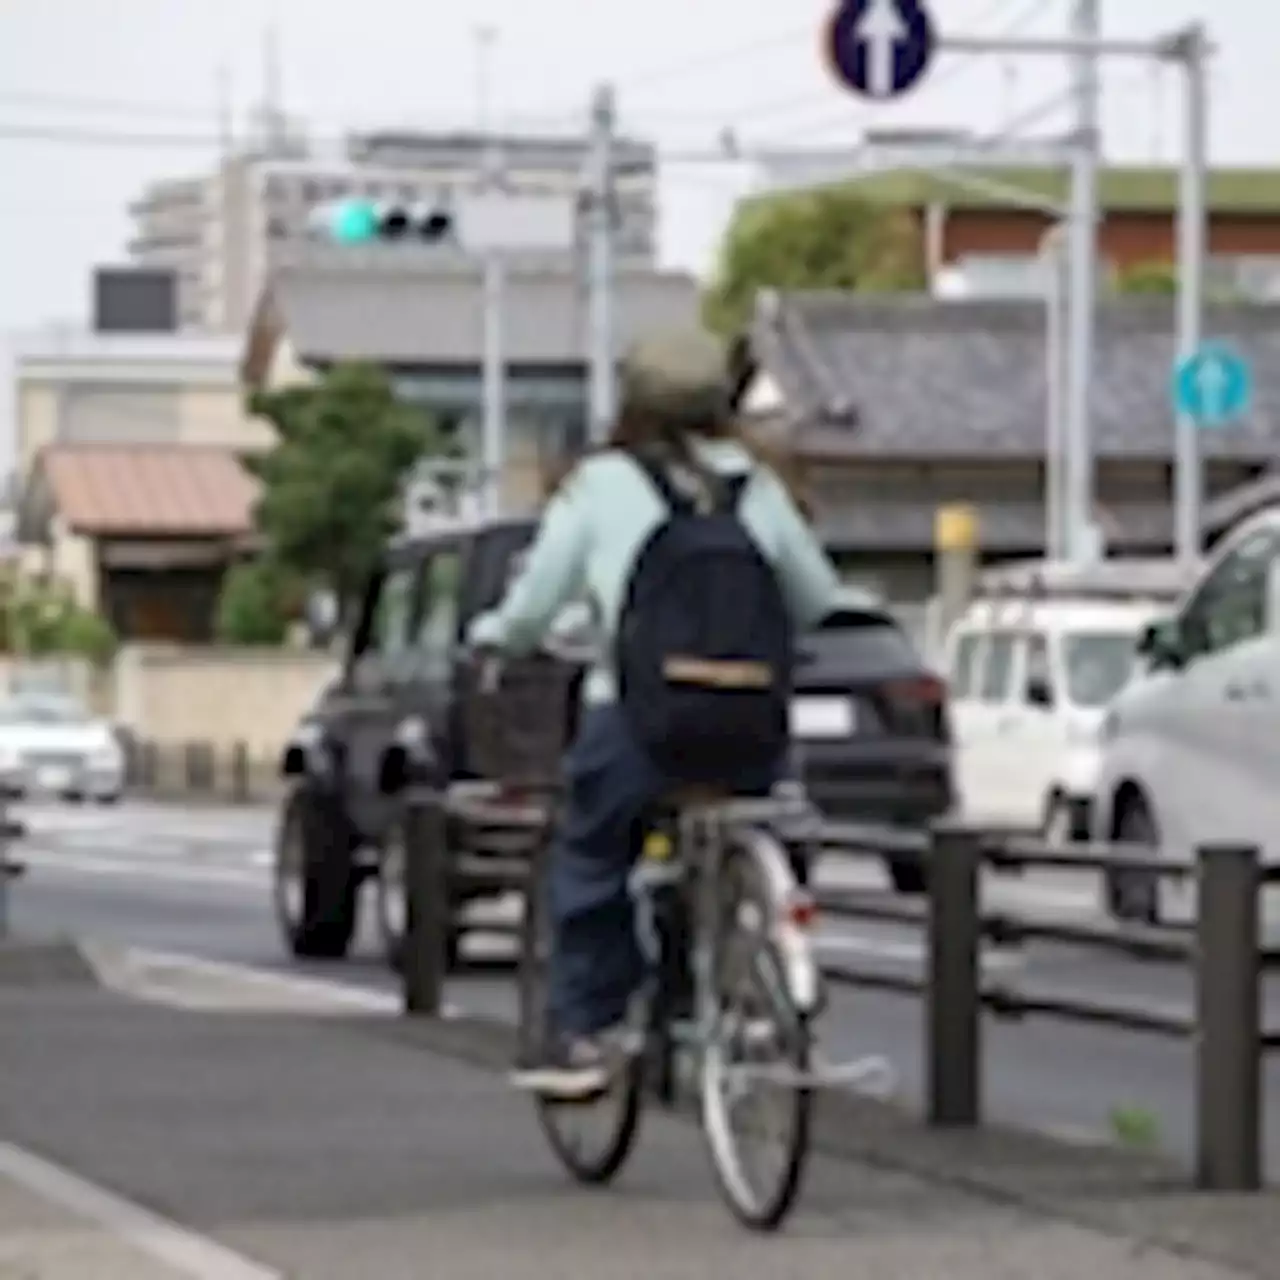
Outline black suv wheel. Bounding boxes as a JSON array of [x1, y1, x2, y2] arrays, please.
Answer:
[[274, 784, 359, 959]]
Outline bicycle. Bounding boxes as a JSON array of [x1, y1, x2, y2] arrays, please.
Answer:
[[517, 781, 895, 1230]]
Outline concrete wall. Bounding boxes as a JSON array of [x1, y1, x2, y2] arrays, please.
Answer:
[[111, 645, 338, 754]]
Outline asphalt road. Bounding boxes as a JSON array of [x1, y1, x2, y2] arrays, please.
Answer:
[[9, 797, 1280, 1177]]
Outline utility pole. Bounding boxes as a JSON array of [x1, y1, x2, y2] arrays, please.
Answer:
[[1174, 23, 1209, 563], [1040, 225, 1069, 559], [584, 83, 617, 444], [1063, 0, 1101, 563], [476, 26, 505, 517]]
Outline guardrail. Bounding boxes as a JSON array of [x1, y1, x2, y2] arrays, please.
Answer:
[[396, 786, 1276, 1194], [122, 738, 284, 804]]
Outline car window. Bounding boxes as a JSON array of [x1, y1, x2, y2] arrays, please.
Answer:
[[412, 551, 463, 682], [1181, 527, 1280, 661], [949, 633, 982, 698], [1023, 632, 1053, 705], [368, 565, 420, 680], [1060, 631, 1137, 706], [803, 610, 919, 671], [977, 631, 1017, 702]]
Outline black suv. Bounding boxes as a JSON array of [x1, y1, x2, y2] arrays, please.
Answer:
[[273, 515, 536, 966], [272, 521, 955, 968]]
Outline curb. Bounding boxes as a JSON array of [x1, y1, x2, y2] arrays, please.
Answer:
[[373, 1011, 1273, 1279], [0, 937, 101, 988]]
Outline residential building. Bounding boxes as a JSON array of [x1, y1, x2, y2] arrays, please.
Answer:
[[13, 327, 270, 640], [128, 125, 658, 333], [738, 290, 1280, 604], [241, 254, 699, 511], [755, 136, 1280, 299]]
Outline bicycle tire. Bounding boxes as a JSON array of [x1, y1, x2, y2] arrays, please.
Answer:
[[517, 848, 644, 1185], [699, 824, 814, 1231]]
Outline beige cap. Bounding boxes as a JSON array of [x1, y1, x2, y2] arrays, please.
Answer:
[[619, 327, 731, 425]]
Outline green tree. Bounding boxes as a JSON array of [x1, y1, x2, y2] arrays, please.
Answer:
[[246, 363, 447, 616], [703, 188, 926, 334], [1112, 258, 1244, 301], [215, 558, 298, 646]]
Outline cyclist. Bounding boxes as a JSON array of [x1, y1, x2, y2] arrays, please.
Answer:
[[467, 328, 842, 1098]]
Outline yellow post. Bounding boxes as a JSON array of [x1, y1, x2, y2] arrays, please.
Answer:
[[934, 503, 979, 655]]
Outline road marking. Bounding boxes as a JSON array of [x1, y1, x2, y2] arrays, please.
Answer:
[[112, 948, 404, 1014], [815, 933, 1023, 970], [18, 851, 266, 889], [0, 1139, 282, 1279]]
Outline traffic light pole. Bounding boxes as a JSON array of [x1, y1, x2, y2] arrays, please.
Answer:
[[479, 133, 507, 518], [585, 84, 617, 444]]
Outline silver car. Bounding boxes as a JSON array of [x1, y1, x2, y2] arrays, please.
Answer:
[[0, 694, 125, 803]]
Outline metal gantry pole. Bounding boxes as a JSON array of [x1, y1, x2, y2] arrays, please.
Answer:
[[1041, 225, 1068, 560], [585, 83, 617, 445], [480, 252, 505, 517], [1062, 0, 1102, 565], [1174, 24, 1209, 563]]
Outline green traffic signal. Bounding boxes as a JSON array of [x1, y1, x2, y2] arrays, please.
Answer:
[[330, 199, 379, 244]]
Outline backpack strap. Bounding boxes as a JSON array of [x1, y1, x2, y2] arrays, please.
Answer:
[[631, 452, 697, 515], [717, 472, 751, 514]]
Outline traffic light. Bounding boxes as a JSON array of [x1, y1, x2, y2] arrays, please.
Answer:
[[320, 198, 455, 245]]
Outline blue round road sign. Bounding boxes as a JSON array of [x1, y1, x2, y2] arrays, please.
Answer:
[[1172, 342, 1252, 429], [825, 0, 936, 100]]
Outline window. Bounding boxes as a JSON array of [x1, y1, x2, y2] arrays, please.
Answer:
[[804, 610, 918, 669], [949, 633, 982, 698], [412, 551, 462, 682], [1023, 632, 1053, 705], [1180, 528, 1280, 660], [977, 631, 1017, 702], [1061, 632, 1138, 706], [369, 566, 419, 678]]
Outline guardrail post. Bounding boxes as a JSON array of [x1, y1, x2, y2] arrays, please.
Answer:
[[402, 787, 450, 1017], [230, 742, 250, 804], [926, 818, 982, 1127], [1194, 841, 1262, 1191]]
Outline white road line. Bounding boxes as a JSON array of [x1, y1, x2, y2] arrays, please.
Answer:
[[18, 852, 266, 889], [118, 948, 402, 1014], [815, 933, 1023, 970], [0, 1140, 282, 1280]]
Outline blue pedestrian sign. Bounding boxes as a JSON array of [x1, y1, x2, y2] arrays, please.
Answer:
[[824, 0, 936, 101], [1172, 342, 1253, 428]]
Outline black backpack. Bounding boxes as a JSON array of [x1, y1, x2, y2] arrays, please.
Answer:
[[615, 454, 794, 784]]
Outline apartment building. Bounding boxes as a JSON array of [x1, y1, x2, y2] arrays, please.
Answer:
[[128, 123, 659, 333]]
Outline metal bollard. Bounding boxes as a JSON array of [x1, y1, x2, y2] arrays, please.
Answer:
[[925, 818, 983, 1127], [1194, 842, 1262, 1192], [230, 742, 250, 804], [401, 788, 450, 1017]]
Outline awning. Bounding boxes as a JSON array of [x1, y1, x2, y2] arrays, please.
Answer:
[[35, 444, 260, 538]]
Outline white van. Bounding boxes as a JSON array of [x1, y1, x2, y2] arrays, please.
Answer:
[[944, 559, 1198, 839]]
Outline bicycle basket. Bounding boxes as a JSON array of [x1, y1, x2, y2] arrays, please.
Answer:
[[461, 652, 581, 788]]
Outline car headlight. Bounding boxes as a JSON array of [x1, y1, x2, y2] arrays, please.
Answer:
[[0, 746, 20, 771]]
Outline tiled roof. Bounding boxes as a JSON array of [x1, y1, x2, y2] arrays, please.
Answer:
[[254, 254, 699, 367], [793, 164, 1280, 214], [39, 445, 258, 536], [750, 293, 1280, 462]]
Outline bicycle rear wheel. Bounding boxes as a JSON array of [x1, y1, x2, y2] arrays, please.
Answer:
[[518, 849, 644, 1184], [699, 824, 814, 1230]]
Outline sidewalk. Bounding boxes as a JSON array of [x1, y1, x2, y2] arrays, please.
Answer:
[[0, 945, 1273, 1278]]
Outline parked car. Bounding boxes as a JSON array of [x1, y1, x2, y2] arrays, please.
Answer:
[[793, 592, 953, 894], [0, 693, 125, 803], [273, 514, 538, 965], [1093, 510, 1280, 924], [943, 559, 1194, 841]]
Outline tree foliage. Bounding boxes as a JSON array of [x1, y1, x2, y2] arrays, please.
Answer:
[[0, 572, 117, 665], [1112, 258, 1244, 302], [703, 188, 926, 334], [215, 558, 300, 646], [245, 363, 447, 612]]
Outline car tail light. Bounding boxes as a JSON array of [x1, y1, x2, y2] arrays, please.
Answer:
[[878, 675, 949, 740]]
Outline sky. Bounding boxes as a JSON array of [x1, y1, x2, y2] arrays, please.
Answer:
[[0, 0, 1274, 468]]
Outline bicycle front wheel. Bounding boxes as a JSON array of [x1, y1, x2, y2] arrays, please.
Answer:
[[700, 824, 814, 1230], [518, 847, 644, 1185]]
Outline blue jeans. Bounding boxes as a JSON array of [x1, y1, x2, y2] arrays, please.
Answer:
[[545, 702, 777, 1037]]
